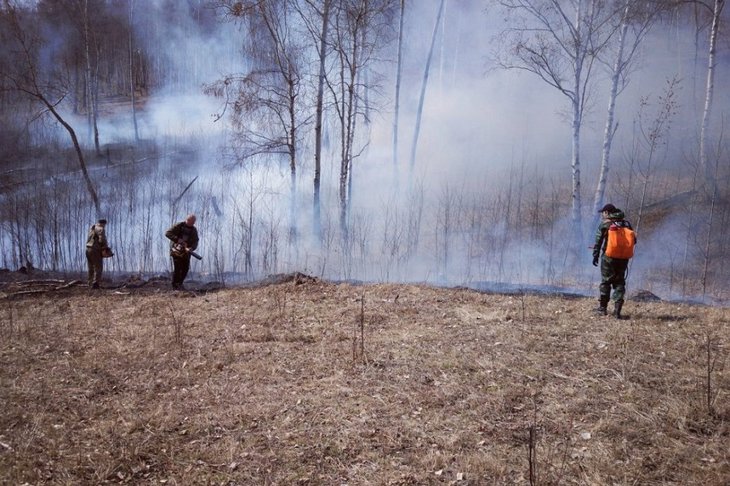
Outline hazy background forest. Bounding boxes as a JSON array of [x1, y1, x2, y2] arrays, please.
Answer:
[[0, 0, 728, 303]]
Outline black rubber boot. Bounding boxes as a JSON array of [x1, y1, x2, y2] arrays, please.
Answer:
[[613, 300, 624, 319], [594, 295, 609, 316]]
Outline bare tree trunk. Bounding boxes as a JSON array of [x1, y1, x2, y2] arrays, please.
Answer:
[[347, 27, 368, 226], [701, 150, 721, 299], [92, 41, 101, 154], [340, 81, 356, 238], [362, 27, 370, 124], [692, 2, 702, 114], [436, 184, 456, 281], [73, 56, 81, 115], [392, 0, 404, 185], [569, 0, 586, 243], [699, 0, 724, 189], [129, 0, 140, 142], [83, 0, 100, 155], [339, 19, 360, 240], [682, 167, 700, 297], [338, 52, 348, 238], [84, 0, 92, 143], [245, 188, 254, 279], [251, 2, 302, 247], [313, 0, 332, 242], [592, 0, 659, 227], [288, 78, 298, 245], [5, 3, 101, 215], [570, 99, 582, 237], [438, 0, 447, 89], [47, 99, 101, 215], [592, 1, 630, 221], [408, 0, 446, 177]]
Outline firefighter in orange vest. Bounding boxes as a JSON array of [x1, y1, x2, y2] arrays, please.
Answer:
[[592, 204, 635, 319]]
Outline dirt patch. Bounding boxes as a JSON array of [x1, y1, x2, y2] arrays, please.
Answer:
[[0, 275, 728, 484], [0, 269, 225, 299]]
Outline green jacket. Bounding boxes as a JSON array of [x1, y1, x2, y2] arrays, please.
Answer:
[[165, 221, 199, 252], [593, 209, 634, 260]]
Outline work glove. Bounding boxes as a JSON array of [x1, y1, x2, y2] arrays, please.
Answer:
[[592, 255, 599, 267]]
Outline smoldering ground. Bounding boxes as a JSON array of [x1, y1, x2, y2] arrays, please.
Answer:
[[1, 1, 729, 303]]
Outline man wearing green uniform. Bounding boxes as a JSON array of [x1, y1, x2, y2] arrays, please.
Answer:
[[592, 204, 634, 319], [85, 218, 111, 289], [165, 214, 199, 290]]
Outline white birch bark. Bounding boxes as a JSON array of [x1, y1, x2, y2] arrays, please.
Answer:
[[313, 0, 331, 241], [570, 0, 585, 233], [338, 23, 359, 237], [699, 0, 724, 188], [592, 1, 630, 216], [498, 0, 622, 248], [593, 0, 658, 221]]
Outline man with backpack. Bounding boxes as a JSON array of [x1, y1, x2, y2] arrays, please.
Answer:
[[592, 204, 636, 318]]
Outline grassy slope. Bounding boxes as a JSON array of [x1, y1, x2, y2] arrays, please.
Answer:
[[0, 280, 728, 485]]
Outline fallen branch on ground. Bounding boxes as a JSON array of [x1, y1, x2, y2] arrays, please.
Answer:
[[5, 280, 81, 297]]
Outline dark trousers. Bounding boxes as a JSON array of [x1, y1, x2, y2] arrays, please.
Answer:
[[599, 257, 629, 303], [171, 255, 191, 289], [86, 247, 103, 287]]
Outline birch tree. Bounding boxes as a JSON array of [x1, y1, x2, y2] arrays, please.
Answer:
[[295, 0, 333, 242], [497, 0, 621, 243], [211, 0, 308, 244], [330, 0, 366, 238], [698, 0, 724, 190], [591, 0, 661, 218], [328, 0, 396, 238], [313, 0, 332, 242]]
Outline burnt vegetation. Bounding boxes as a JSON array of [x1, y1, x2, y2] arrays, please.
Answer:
[[0, 1, 729, 482], [0, 0, 728, 301]]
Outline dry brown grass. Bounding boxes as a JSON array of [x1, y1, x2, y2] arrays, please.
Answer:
[[0, 278, 728, 485]]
